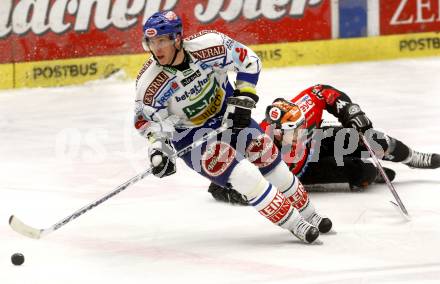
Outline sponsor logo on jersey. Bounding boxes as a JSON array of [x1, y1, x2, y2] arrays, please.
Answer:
[[191, 45, 226, 61], [156, 80, 180, 106], [175, 76, 211, 102], [181, 70, 201, 86], [171, 80, 179, 90], [202, 142, 235, 177], [200, 62, 211, 70], [298, 95, 315, 113], [163, 66, 177, 75], [143, 71, 169, 105], [182, 68, 194, 76], [183, 80, 224, 125], [183, 80, 219, 118]]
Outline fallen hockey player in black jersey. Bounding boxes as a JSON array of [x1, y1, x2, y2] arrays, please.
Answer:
[[208, 85, 440, 204]]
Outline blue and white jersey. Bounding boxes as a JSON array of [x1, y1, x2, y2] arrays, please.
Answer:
[[134, 30, 261, 139]]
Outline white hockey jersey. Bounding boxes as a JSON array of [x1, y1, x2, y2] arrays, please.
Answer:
[[134, 30, 261, 140]]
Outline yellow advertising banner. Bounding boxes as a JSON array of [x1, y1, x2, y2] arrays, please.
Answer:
[[13, 54, 148, 88], [1, 32, 439, 90], [251, 31, 440, 68], [0, 64, 14, 89]]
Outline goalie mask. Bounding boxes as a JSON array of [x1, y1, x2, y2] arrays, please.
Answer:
[[265, 98, 306, 144]]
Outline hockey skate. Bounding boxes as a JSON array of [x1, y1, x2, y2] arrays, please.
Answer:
[[306, 212, 332, 233], [374, 167, 396, 184], [290, 216, 320, 244], [405, 151, 440, 169]]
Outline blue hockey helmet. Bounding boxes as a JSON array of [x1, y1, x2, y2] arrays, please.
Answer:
[[143, 11, 183, 40]]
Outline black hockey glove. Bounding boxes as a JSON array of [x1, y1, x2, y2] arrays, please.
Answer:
[[208, 182, 249, 205], [343, 104, 372, 133], [149, 138, 176, 178], [222, 87, 259, 130]]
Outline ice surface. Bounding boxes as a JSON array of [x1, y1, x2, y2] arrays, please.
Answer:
[[1, 57, 440, 284]]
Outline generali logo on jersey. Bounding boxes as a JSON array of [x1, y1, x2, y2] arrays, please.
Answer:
[[191, 45, 226, 60], [144, 71, 169, 105], [0, 0, 324, 38]]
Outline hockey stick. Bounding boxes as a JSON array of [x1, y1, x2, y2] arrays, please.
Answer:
[[9, 124, 229, 239], [360, 134, 410, 220]]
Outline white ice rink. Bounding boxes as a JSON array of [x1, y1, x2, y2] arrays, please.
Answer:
[[1, 57, 440, 284]]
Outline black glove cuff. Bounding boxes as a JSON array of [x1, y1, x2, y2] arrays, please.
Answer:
[[233, 89, 259, 103], [227, 97, 256, 109]]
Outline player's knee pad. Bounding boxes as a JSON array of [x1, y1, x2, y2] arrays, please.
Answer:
[[228, 159, 268, 199], [263, 162, 295, 193]]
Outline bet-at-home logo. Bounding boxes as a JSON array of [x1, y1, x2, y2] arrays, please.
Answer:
[[175, 75, 212, 103], [183, 78, 223, 120]]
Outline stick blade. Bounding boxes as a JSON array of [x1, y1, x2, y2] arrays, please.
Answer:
[[9, 215, 43, 239], [389, 201, 411, 221]]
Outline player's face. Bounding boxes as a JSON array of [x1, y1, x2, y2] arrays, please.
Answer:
[[146, 35, 178, 65]]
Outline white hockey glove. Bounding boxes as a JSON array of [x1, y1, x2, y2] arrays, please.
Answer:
[[149, 138, 176, 178], [222, 86, 258, 130]]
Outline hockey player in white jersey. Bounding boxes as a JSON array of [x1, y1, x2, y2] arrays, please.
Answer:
[[134, 11, 332, 243]]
